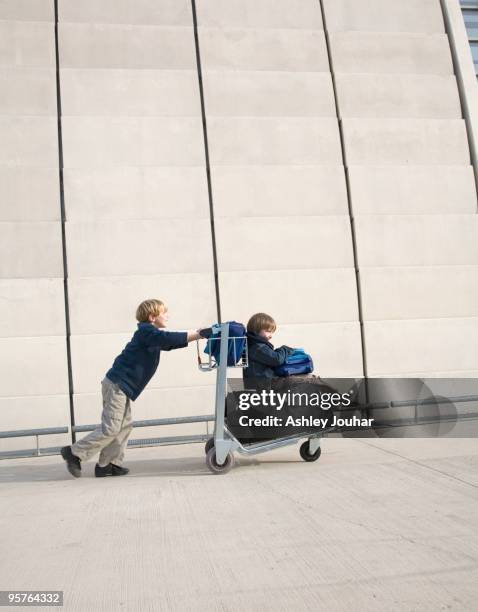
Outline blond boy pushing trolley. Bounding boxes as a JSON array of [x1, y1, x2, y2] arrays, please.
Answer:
[[61, 299, 211, 478]]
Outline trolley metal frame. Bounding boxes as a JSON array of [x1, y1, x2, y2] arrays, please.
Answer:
[[198, 322, 322, 473]]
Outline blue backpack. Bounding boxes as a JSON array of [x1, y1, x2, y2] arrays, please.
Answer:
[[274, 348, 314, 377], [204, 321, 247, 366]]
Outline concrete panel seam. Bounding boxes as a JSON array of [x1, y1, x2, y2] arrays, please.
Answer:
[[212, 214, 350, 219], [191, 0, 221, 321], [72, 384, 216, 396], [360, 263, 478, 269], [54, 0, 75, 442], [0, 19, 52, 25], [199, 26, 324, 33], [318, 0, 367, 378], [365, 316, 478, 323], [0, 393, 71, 401]]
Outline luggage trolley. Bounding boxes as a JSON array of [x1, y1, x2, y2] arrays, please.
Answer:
[[197, 322, 323, 474]]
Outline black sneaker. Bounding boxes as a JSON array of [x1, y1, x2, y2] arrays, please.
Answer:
[[61, 446, 81, 478], [95, 463, 130, 478]]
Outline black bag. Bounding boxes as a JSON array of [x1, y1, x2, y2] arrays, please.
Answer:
[[225, 376, 337, 444]]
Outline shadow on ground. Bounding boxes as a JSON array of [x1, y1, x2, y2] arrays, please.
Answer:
[[0, 453, 264, 484]]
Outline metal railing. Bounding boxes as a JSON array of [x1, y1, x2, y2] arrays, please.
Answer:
[[2, 393, 478, 460], [0, 415, 215, 460], [0, 427, 69, 459]]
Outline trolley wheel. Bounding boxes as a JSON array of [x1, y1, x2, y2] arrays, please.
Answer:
[[300, 441, 322, 462], [204, 437, 215, 455], [206, 447, 235, 474]]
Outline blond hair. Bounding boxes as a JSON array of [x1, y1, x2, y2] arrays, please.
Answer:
[[136, 299, 166, 323], [247, 312, 277, 334]]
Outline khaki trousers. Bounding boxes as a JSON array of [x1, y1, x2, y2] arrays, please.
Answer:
[[72, 377, 133, 467]]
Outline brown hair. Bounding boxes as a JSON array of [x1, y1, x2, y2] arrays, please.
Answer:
[[136, 299, 166, 323], [247, 312, 277, 334]]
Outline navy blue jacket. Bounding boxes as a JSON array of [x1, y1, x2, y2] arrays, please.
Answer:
[[106, 323, 188, 400], [243, 332, 294, 380]]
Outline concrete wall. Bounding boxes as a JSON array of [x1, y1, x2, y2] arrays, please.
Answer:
[[0, 0, 70, 450], [58, 0, 217, 441], [323, 0, 478, 376], [196, 0, 363, 379], [1, 0, 477, 452]]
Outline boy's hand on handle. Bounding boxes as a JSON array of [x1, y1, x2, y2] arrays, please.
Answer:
[[187, 328, 213, 342], [187, 330, 202, 342]]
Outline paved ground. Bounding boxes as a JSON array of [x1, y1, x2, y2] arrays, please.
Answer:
[[0, 438, 477, 611]]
